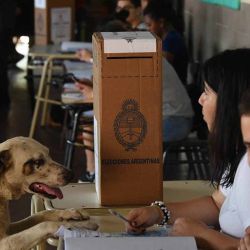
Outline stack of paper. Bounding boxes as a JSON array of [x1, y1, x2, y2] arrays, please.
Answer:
[[65, 237, 197, 250], [56, 226, 197, 250], [61, 41, 92, 53], [63, 83, 79, 93], [61, 82, 84, 104]]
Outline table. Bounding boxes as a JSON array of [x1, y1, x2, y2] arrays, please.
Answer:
[[28, 46, 77, 137], [32, 180, 214, 250], [28, 44, 95, 138], [27, 45, 61, 108], [28, 45, 75, 137], [45, 180, 214, 233]]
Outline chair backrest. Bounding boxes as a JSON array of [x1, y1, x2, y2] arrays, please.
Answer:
[[163, 138, 210, 181]]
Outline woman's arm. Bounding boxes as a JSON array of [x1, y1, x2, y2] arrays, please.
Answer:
[[167, 189, 224, 226], [126, 189, 225, 233], [239, 227, 250, 250], [163, 51, 174, 64], [171, 217, 239, 250]]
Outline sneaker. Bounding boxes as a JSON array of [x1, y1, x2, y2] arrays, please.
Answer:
[[78, 171, 95, 183]]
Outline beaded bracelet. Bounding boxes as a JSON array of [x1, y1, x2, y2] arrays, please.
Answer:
[[151, 201, 171, 226]]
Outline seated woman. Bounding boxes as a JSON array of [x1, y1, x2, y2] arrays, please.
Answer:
[[73, 79, 95, 182], [74, 57, 193, 182], [143, 1, 188, 84], [124, 49, 250, 250], [162, 57, 193, 142]]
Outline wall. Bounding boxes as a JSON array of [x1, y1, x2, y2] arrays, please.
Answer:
[[184, 0, 250, 62]]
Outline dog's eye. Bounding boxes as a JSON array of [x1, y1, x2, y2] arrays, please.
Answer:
[[33, 159, 44, 166]]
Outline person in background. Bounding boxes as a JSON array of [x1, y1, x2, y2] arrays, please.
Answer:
[[76, 0, 146, 63], [143, 0, 188, 84], [140, 0, 150, 10], [125, 49, 250, 250], [162, 58, 193, 142], [237, 90, 250, 250], [73, 79, 95, 182], [0, 0, 17, 109], [74, 56, 193, 182], [116, 0, 146, 30]]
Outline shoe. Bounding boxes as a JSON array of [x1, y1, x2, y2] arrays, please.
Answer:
[[78, 171, 95, 183]]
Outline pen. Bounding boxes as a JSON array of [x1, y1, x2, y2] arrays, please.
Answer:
[[108, 209, 130, 223]]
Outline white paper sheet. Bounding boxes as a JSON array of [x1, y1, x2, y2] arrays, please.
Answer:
[[55, 226, 197, 250], [61, 41, 92, 53], [65, 236, 197, 250], [61, 92, 84, 104], [51, 8, 71, 44]]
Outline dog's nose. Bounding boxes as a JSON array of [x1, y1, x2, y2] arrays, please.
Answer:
[[63, 169, 74, 182]]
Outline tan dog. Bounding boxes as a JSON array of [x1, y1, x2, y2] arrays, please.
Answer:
[[0, 137, 98, 250]]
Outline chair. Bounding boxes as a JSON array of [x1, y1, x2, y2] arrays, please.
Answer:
[[163, 138, 210, 180], [29, 54, 77, 138], [30, 195, 46, 250]]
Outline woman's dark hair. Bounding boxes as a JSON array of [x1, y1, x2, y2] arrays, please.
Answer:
[[239, 89, 250, 116], [143, 0, 176, 25], [130, 0, 141, 8], [202, 49, 250, 187]]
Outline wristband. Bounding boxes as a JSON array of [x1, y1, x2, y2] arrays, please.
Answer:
[[151, 201, 170, 226]]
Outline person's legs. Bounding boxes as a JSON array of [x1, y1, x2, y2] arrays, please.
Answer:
[[0, 1, 16, 108], [0, 31, 11, 108], [79, 124, 95, 182], [163, 116, 193, 142]]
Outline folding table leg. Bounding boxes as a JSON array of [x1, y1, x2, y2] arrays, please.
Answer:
[[29, 59, 50, 138], [41, 60, 53, 126]]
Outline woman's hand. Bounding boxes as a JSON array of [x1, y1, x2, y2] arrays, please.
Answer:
[[74, 79, 93, 99], [76, 49, 93, 63], [171, 217, 209, 238], [125, 206, 163, 234], [239, 227, 250, 250]]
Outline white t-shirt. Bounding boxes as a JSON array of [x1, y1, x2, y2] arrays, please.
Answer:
[[219, 153, 250, 238], [162, 58, 194, 118]]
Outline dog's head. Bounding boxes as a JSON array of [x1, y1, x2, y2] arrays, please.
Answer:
[[0, 137, 73, 200]]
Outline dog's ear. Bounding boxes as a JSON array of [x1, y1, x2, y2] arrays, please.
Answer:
[[0, 149, 12, 174]]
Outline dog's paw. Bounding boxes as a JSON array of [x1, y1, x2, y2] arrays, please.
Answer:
[[64, 220, 99, 231], [75, 208, 90, 220], [58, 208, 90, 221]]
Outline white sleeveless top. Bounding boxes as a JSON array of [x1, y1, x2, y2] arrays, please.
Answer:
[[219, 153, 250, 238]]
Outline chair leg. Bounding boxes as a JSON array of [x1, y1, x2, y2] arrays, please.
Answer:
[[186, 146, 197, 179], [201, 146, 210, 179], [64, 109, 82, 169], [29, 60, 50, 137], [193, 146, 205, 179]]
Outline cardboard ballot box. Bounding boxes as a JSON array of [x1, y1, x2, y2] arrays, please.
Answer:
[[93, 32, 163, 205], [34, 0, 75, 45]]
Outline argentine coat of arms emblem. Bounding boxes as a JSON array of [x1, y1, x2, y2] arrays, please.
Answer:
[[113, 99, 147, 151]]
